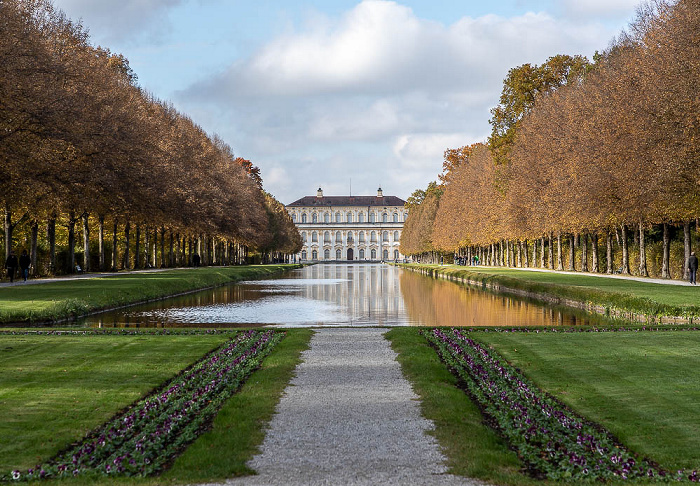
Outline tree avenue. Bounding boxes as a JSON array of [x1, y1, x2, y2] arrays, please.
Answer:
[[1, 0, 301, 275], [401, 0, 700, 279]]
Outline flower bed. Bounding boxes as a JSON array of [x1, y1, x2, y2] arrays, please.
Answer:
[[424, 328, 679, 482], [6, 329, 282, 481]]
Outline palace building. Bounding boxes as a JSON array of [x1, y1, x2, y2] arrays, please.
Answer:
[[286, 187, 407, 262]]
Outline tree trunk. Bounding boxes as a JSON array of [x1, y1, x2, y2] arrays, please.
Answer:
[[661, 222, 671, 279], [112, 221, 118, 272], [175, 233, 181, 267], [581, 232, 588, 272], [169, 230, 174, 267], [567, 234, 575, 271], [160, 226, 166, 267], [68, 211, 76, 274], [684, 221, 691, 280], [30, 221, 38, 276], [4, 202, 11, 261], [621, 224, 630, 275], [548, 233, 553, 269], [82, 213, 90, 272], [523, 240, 529, 267], [188, 236, 193, 266], [47, 216, 56, 275], [556, 232, 563, 270], [98, 215, 105, 271], [124, 221, 131, 270], [135, 224, 141, 269], [606, 231, 613, 274], [144, 225, 150, 268], [591, 233, 599, 273], [152, 227, 158, 268], [638, 221, 648, 277]]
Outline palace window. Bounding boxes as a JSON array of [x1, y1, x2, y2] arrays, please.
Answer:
[[301, 250, 307, 260], [382, 231, 389, 242], [393, 213, 399, 222], [336, 249, 342, 260], [393, 231, 399, 241], [359, 231, 365, 243], [382, 213, 388, 223], [335, 231, 342, 243], [335, 212, 341, 223], [312, 250, 318, 260], [370, 231, 377, 242], [383, 249, 389, 260], [369, 212, 376, 223], [312, 232, 318, 242], [394, 250, 400, 260], [301, 213, 307, 223], [359, 249, 365, 259], [404, 212, 408, 221], [358, 212, 365, 223], [347, 233, 354, 244], [324, 231, 331, 243], [371, 249, 377, 259], [324, 249, 330, 260], [347, 212, 353, 223], [324, 212, 330, 223], [301, 232, 307, 242], [292, 213, 297, 222], [312, 213, 318, 223]]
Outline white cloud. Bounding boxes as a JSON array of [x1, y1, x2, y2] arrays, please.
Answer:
[[52, 0, 185, 44], [561, 0, 642, 19], [177, 0, 633, 202]]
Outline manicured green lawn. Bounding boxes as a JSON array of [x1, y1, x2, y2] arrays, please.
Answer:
[[0, 265, 299, 324], [473, 330, 700, 472], [404, 264, 700, 317], [0, 334, 230, 473], [0, 329, 312, 485], [386, 328, 539, 486], [389, 328, 700, 484]]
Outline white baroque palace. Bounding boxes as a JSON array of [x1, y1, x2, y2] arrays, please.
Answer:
[[286, 187, 408, 262]]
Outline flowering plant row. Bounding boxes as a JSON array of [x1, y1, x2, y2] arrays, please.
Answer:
[[0, 329, 239, 336], [5, 329, 283, 481], [424, 328, 685, 482], [450, 325, 700, 334]]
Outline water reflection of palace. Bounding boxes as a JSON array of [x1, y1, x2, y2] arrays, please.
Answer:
[[300, 264, 406, 326]]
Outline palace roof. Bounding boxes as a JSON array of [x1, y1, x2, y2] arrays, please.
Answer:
[[287, 195, 406, 208]]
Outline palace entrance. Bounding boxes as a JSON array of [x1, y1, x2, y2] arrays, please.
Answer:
[[347, 248, 354, 261]]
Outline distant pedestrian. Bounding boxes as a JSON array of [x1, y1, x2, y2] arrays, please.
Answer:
[[192, 253, 201, 267], [5, 250, 18, 283], [19, 250, 31, 282], [689, 251, 698, 285]]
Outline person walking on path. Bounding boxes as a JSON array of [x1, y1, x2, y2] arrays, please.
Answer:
[[19, 250, 31, 282], [689, 251, 698, 285], [5, 250, 18, 283]]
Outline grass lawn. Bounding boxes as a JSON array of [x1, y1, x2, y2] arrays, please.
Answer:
[[0, 329, 312, 485], [403, 264, 700, 317], [0, 265, 299, 324], [473, 330, 700, 473], [388, 328, 700, 484], [0, 333, 230, 473]]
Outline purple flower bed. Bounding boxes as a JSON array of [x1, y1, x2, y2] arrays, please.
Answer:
[[424, 328, 682, 482], [5, 329, 283, 481]]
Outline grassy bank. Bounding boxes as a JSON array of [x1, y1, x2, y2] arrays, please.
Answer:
[[388, 328, 700, 484], [401, 263, 700, 320], [0, 265, 300, 325], [0, 329, 313, 485]]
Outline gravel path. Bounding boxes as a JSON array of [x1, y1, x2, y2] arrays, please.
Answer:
[[217, 328, 481, 486]]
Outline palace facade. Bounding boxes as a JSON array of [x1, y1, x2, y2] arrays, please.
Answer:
[[286, 187, 407, 262]]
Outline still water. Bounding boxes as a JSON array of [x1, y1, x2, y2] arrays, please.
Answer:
[[80, 264, 606, 328]]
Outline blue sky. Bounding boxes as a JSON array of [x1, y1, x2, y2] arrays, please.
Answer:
[[52, 0, 641, 203]]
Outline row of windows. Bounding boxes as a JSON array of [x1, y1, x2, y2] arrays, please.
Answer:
[[292, 210, 407, 224], [301, 249, 400, 260], [301, 230, 400, 244]]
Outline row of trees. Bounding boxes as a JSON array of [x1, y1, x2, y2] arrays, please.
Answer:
[[402, 0, 700, 279], [1, 0, 301, 275]]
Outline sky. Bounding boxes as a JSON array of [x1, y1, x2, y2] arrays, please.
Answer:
[[51, 0, 642, 204]]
